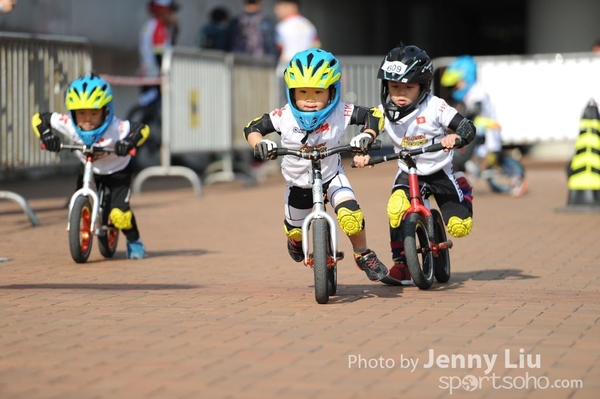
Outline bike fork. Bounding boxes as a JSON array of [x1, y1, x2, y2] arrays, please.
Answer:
[[67, 159, 99, 232], [301, 173, 340, 266]]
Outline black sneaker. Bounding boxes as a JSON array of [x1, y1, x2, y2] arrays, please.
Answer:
[[287, 238, 304, 262], [355, 250, 389, 281]]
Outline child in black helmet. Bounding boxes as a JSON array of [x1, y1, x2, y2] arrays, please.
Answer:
[[353, 45, 477, 286]]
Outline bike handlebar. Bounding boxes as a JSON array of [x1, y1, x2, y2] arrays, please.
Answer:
[[350, 137, 464, 167], [60, 143, 116, 153], [254, 140, 382, 160], [54, 143, 136, 156]]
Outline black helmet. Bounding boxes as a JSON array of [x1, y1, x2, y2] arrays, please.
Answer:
[[377, 45, 433, 122]]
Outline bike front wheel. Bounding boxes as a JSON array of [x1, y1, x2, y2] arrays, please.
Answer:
[[312, 218, 330, 304], [68, 195, 94, 263], [432, 209, 451, 283], [403, 213, 435, 289]]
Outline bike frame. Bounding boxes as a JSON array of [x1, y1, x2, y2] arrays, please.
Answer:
[[402, 149, 453, 255], [300, 150, 340, 266], [63, 144, 114, 236], [365, 144, 455, 256]]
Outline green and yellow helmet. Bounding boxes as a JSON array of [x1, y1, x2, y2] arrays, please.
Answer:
[[65, 73, 114, 146], [283, 48, 341, 131]]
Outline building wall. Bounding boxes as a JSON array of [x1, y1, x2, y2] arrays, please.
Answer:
[[2, 0, 599, 66]]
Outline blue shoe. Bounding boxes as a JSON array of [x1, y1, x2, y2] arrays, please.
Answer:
[[126, 239, 145, 259]]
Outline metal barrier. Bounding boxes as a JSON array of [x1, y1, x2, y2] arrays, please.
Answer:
[[0, 32, 91, 226], [132, 48, 277, 193]]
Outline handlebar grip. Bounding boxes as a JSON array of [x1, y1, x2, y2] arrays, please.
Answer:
[[369, 140, 382, 151], [350, 155, 388, 168], [367, 155, 387, 165], [425, 143, 445, 153]]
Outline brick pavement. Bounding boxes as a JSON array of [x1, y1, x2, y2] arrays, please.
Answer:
[[0, 160, 598, 399]]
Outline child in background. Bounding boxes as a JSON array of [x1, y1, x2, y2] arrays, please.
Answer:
[[32, 74, 150, 259]]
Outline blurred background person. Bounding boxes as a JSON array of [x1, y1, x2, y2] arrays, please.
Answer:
[[229, 0, 277, 59], [0, 0, 16, 14], [273, 0, 320, 104], [138, 0, 179, 112], [199, 6, 231, 51]]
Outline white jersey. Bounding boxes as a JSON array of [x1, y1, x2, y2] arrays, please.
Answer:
[[380, 94, 458, 175], [269, 102, 354, 188], [275, 14, 319, 64], [49, 113, 133, 175], [463, 83, 503, 153], [139, 18, 173, 78]]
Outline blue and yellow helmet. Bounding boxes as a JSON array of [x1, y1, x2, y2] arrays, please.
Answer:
[[65, 74, 114, 146], [283, 48, 342, 131], [440, 55, 477, 102]]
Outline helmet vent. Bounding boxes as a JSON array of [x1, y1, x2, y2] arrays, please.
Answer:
[[313, 60, 324, 75], [295, 59, 304, 75]]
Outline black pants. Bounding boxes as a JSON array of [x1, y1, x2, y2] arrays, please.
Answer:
[[94, 163, 140, 242]]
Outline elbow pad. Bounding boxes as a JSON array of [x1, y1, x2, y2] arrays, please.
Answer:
[[361, 107, 384, 136], [32, 112, 52, 138], [455, 118, 476, 146], [128, 122, 150, 147], [243, 114, 275, 139]]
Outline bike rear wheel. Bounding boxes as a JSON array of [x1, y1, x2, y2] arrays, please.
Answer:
[[487, 155, 524, 194], [312, 218, 330, 304], [432, 209, 451, 283], [97, 190, 119, 258], [403, 213, 435, 289], [68, 195, 94, 264]]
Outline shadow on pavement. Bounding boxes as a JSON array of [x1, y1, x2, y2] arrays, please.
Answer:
[[322, 268, 539, 302], [451, 269, 539, 281], [0, 283, 200, 290]]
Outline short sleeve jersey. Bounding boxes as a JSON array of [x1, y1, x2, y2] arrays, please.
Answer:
[[269, 102, 355, 188], [380, 93, 458, 175], [275, 15, 319, 64], [49, 114, 134, 175]]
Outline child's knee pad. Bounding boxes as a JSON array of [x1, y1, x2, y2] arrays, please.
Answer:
[[447, 216, 473, 237], [109, 208, 133, 230], [387, 189, 410, 229], [284, 220, 303, 241], [335, 200, 364, 236]]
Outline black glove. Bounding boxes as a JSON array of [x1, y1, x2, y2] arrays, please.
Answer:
[[41, 132, 61, 152], [115, 139, 135, 156], [255, 139, 277, 160]]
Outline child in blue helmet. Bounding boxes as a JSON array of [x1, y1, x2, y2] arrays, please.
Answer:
[[31, 73, 150, 259], [440, 55, 528, 196], [244, 48, 391, 283]]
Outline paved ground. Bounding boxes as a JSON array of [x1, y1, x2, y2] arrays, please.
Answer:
[[0, 159, 598, 399]]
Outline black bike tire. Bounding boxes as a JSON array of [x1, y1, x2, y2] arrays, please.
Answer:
[[432, 209, 451, 283], [97, 193, 119, 258], [326, 224, 337, 296], [68, 196, 94, 264], [403, 213, 435, 289], [312, 218, 330, 304]]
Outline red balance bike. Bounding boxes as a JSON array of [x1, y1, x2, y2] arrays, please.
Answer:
[[353, 141, 461, 289]]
